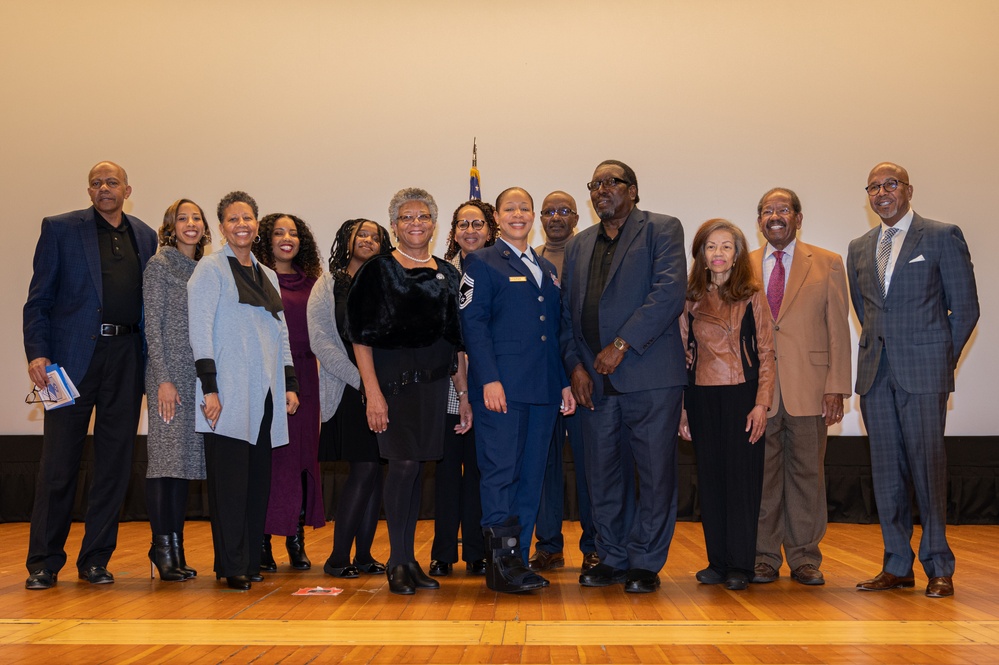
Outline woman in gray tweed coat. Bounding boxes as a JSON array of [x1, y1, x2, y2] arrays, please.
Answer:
[[144, 198, 212, 581]]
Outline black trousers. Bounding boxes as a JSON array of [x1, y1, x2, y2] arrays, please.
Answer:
[[431, 414, 484, 563], [686, 381, 765, 578], [26, 334, 143, 574], [204, 393, 273, 578]]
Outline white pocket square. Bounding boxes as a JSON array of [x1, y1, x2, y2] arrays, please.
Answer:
[[909, 255, 925, 263]]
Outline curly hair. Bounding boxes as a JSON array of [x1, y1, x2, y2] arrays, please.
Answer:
[[388, 187, 438, 225], [444, 199, 498, 260], [216, 190, 258, 222], [159, 198, 212, 260], [251, 213, 323, 278], [687, 218, 759, 303], [329, 218, 393, 282]]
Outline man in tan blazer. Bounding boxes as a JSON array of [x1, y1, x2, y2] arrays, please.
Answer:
[[750, 188, 852, 586]]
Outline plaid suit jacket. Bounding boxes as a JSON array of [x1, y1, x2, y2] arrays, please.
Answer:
[[23, 206, 157, 385], [847, 212, 979, 396]]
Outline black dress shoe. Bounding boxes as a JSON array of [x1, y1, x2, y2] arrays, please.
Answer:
[[428, 560, 452, 577], [725, 572, 749, 590], [353, 559, 386, 574], [579, 563, 627, 587], [249, 572, 264, 582], [696, 567, 726, 585], [219, 575, 251, 590], [387, 564, 415, 595], [581, 552, 600, 573], [324, 560, 361, 578], [260, 535, 278, 572], [405, 562, 440, 589], [624, 568, 661, 594], [26, 568, 57, 590], [466, 559, 488, 575], [79, 565, 114, 585]]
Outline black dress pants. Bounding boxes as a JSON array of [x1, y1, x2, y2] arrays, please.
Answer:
[[204, 393, 273, 578], [686, 381, 765, 578], [26, 334, 143, 574]]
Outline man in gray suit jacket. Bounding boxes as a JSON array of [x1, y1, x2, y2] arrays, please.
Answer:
[[847, 162, 979, 598], [561, 160, 686, 594]]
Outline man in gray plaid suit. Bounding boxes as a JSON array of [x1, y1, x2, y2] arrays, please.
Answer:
[[847, 162, 979, 598]]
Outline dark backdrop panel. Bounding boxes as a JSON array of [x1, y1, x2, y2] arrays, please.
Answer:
[[1, 435, 997, 525]]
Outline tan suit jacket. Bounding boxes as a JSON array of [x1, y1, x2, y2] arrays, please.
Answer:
[[751, 240, 852, 417]]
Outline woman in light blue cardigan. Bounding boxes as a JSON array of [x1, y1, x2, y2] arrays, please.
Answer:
[[188, 190, 299, 591]]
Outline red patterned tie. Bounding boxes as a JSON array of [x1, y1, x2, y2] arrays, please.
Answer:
[[767, 250, 785, 320]]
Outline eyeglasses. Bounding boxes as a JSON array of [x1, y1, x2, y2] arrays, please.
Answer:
[[760, 206, 793, 217], [586, 177, 630, 191], [865, 179, 908, 196], [456, 219, 486, 231], [25, 386, 60, 405], [397, 214, 433, 224], [540, 207, 576, 218]]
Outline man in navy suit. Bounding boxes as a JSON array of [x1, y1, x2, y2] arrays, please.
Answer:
[[23, 161, 158, 590], [561, 160, 687, 594], [847, 162, 979, 598], [460, 187, 576, 593]]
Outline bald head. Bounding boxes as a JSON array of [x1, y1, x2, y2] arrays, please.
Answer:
[[540, 190, 579, 243], [866, 162, 913, 227]]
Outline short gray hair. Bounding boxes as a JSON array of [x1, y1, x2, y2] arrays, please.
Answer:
[[388, 187, 438, 224]]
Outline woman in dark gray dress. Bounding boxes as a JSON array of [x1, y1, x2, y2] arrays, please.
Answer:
[[144, 198, 212, 581]]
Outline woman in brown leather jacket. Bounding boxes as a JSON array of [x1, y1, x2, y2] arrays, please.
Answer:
[[679, 219, 775, 591]]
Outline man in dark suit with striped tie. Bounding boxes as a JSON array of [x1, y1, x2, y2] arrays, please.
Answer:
[[847, 162, 979, 598]]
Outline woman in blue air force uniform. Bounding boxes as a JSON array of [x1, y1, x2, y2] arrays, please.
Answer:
[[459, 186, 576, 593]]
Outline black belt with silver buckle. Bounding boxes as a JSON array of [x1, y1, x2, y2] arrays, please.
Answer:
[[383, 365, 450, 396], [100, 323, 137, 336]]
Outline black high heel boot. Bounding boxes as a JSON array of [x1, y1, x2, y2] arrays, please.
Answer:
[[149, 535, 187, 581], [171, 532, 197, 578], [260, 534, 278, 572], [286, 525, 311, 570]]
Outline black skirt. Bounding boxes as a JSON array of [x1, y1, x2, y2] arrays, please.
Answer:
[[319, 384, 382, 463], [372, 337, 452, 461]]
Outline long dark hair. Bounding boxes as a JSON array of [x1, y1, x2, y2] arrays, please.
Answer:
[[328, 218, 393, 283]]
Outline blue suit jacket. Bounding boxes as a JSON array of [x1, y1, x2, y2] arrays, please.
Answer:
[[460, 242, 567, 406], [23, 206, 158, 385], [847, 212, 979, 395], [560, 206, 687, 401]]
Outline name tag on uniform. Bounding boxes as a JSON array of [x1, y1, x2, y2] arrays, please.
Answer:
[[509, 276, 527, 282]]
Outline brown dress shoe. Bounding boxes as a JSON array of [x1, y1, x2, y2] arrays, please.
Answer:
[[752, 562, 779, 583], [856, 570, 915, 591], [926, 576, 954, 598], [528, 549, 564, 572], [581, 552, 600, 573], [791, 564, 825, 586]]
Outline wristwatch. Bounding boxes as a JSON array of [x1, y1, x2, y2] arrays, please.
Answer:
[[613, 337, 627, 351]]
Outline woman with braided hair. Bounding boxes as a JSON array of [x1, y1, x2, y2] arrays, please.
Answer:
[[309, 219, 393, 579]]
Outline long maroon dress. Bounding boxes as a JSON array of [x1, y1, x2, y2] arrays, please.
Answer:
[[264, 266, 326, 534]]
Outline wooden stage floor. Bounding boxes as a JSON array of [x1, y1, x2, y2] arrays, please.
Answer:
[[1, 520, 998, 664]]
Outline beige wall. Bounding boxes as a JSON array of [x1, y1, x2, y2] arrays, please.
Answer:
[[3, 0, 996, 435]]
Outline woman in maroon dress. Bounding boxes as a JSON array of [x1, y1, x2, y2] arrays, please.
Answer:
[[252, 213, 326, 570]]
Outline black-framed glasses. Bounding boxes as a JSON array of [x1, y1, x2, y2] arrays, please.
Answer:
[[586, 177, 630, 191], [540, 207, 576, 218], [25, 386, 60, 405], [865, 179, 908, 196], [455, 219, 486, 231]]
